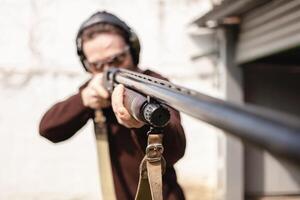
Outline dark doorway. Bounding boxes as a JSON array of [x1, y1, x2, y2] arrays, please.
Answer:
[[243, 48, 300, 118], [242, 47, 300, 199]]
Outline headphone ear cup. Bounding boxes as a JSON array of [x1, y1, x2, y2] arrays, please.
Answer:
[[129, 30, 141, 65], [81, 57, 89, 71]]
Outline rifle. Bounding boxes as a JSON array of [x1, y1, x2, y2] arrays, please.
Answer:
[[103, 67, 300, 163]]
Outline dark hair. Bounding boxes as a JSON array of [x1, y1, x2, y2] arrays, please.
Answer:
[[80, 23, 129, 44]]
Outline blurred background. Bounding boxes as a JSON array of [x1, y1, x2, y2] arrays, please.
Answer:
[[1, 0, 300, 199]]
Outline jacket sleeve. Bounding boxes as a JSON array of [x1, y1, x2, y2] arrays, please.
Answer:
[[160, 107, 186, 166], [39, 84, 94, 143], [131, 70, 186, 166]]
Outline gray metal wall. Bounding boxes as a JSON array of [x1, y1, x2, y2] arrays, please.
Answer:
[[237, 0, 300, 64]]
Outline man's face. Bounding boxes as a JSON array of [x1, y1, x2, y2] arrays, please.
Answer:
[[82, 33, 135, 74]]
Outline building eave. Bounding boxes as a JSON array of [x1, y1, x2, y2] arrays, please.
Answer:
[[193, 0, 270, 27]]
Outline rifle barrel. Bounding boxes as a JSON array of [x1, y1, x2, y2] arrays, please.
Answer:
[[107, 68, 300, 163]]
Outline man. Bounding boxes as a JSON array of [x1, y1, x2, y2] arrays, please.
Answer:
[[39, 11, 186, 200]]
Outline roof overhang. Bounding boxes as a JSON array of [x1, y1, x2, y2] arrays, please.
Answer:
[[193, 0, 270, 27]]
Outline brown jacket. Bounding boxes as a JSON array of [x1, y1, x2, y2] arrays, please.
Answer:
[[39, 70, 186, 200]]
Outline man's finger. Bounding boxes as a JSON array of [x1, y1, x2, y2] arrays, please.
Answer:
[[90, 73, 109, 98], [89, 88, 98, 97], [112, 84, 125, 113], [92, 84, 109, 98], [118, 107, 132, 120], [112, 84, 133, 120]]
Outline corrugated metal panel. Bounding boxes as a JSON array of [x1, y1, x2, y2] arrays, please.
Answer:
[[236, 0, 300, 64]]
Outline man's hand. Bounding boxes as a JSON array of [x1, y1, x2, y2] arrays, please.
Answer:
[[81, 74, 111, 109], [112, 84, 145, 128]]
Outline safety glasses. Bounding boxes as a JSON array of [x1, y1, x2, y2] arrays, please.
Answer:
[[86, 46, 130, 72]]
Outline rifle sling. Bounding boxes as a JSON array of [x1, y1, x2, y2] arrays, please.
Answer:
[[135, 133, 166, 200], [94, 110, 117, 200], [95, 109, 165, 200]]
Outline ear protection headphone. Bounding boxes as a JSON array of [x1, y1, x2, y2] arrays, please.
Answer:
[[76, 11, 141, 71]]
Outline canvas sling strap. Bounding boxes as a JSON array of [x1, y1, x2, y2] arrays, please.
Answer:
[[94, 110, 117, 200], [135, 130, 166, 200]]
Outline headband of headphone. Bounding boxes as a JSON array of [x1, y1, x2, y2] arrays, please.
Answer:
[[76, 11, 141, 71]]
